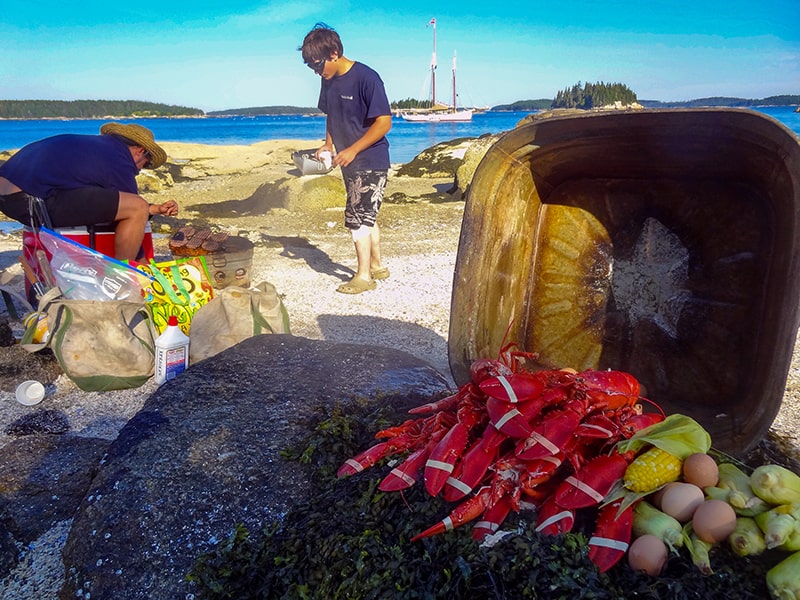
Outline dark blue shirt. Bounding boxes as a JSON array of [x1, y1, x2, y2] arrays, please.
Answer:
[[318, 61, 391, 171], [0, 134, 139, 199]]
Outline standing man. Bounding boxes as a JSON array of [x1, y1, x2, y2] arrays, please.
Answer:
[[300, 23, 392, 294], [0, 122, 178, 261]]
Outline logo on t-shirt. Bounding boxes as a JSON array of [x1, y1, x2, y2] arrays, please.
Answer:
[[341, 95, 353, 100]]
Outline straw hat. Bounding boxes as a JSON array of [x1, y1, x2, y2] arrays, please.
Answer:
[[100, 122, 167, 169]]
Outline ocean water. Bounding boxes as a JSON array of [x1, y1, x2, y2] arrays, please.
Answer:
[[1, 106, 797, 166], [0, 111, 530, 166]]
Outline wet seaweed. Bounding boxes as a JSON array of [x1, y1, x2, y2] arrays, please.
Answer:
[[188, 402, 776, 600]]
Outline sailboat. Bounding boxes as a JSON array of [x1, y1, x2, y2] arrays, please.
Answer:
[[401, 19, 473, 123]]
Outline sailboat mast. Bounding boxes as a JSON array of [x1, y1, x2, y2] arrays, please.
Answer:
[[452, 51, 457, 113], [428, 18, 437, 107]]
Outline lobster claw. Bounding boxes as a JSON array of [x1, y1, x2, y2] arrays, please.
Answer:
[[472, 494, 515, 541], [443, 425, 507, 502], [411, 486, 492, 542], [486, 396, 543, 438], [337, 440, 393, 478], [424, 421, 470, 496], [515, 402, 583, 461], [554, 452, 630, 510], [378, 444, 430, 492], [588, 499, 635, 573], [534, 495, 575, 535], [478, 372, 545, 404]]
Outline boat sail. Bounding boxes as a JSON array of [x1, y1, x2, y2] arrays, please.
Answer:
[[401, 19, 473, 123]]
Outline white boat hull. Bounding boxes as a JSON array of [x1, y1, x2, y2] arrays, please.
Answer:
[[401, 109, 473, 122]]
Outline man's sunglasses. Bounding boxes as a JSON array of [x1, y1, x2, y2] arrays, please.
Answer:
[[307, 58, 326, 75]]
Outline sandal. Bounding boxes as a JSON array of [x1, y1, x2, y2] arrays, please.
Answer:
[[370, 267, 390, 280], [337, 278, 377, 294]]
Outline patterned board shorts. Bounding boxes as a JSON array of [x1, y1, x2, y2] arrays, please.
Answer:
[[343, 169, 388, 229]]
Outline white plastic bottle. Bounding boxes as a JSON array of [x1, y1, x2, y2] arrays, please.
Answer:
[[154, 315, 190, 385]]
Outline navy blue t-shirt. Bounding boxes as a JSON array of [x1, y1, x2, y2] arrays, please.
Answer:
[[318, 61, 391, 171], [0, 134, 139, 199]]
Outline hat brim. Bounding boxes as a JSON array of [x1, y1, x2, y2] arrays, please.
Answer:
[[100, 122, 167, 169]]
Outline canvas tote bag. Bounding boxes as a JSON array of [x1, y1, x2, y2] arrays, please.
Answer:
[[188, 281, 291, 363], [22, 288, 156, 391]]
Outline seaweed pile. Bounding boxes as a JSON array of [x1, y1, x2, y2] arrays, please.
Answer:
[[188, 401, 778, 599]]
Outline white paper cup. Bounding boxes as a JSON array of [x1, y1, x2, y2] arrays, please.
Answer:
[[15, 380, 45, 406]]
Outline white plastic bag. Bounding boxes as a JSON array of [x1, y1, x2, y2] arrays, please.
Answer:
[[36, 227, 153, 301]]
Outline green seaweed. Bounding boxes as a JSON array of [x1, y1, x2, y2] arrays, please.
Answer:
[[188, 401, 777, 599]]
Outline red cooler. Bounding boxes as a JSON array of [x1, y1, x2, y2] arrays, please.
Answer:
[[22, 223, 154, 298]]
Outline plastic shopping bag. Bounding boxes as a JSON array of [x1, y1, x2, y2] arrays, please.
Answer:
[[137, 257, 215, 334], [36, 227, 152, 301]]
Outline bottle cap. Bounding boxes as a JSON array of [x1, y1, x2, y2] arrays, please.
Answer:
[[168, 315, 179, 327], [16, 380, 45, 405]]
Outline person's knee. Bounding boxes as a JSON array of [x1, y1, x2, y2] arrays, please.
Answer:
[[117, 193, 149, 220]]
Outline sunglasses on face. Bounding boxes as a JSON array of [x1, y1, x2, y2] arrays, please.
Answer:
[[307, 58, 326, 75]]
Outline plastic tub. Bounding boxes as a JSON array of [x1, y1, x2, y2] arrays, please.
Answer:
[[449, 108, 800, 455]]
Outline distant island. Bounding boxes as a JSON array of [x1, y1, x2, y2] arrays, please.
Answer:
[[0, 99, 204, 119], [1, 92, 798, 120]]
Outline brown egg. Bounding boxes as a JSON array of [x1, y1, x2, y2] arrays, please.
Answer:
[[692, 499, 737, 544], [628, 534, 669, 576], [682, 453, 720, 488], [660, 482, 705, 523]]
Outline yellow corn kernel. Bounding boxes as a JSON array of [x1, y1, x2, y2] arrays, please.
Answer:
[[624, 446, 683, 493]]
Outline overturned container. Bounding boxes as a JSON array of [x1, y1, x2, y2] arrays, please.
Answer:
[[449, 108, 800, 455]]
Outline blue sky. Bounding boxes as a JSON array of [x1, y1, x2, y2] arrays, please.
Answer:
[[1, 1, 798, 112]]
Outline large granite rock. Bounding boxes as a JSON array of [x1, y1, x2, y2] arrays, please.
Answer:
[[59, 334, 451, 599], [0, 433, 110, 579]]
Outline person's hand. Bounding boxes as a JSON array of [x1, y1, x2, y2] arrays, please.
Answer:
[[150, 200, 179, 216], [333, 147, 357, 167]]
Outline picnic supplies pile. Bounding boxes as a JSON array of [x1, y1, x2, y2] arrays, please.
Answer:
[[17, 226, 289, 392], [169, 226, 255, 289]]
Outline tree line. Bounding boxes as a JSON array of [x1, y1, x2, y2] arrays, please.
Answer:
[[0, 100, 203, 119], [552, 81, 638, 109]]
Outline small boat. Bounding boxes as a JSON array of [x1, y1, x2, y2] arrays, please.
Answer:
[[401, 19, 473, 123], [291, 150, 333, 176]]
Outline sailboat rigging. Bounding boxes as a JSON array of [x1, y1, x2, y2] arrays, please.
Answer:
[[401, 19, 473, 122]]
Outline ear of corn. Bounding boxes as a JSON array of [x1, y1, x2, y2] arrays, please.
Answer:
[[750, 464, 800, 506], [632, 500, 684, 551], [623, 446, 682, 493], [729, 517, 767, 557], [682, 523, 713, 575], [705, 484, 771, 517], [754, 503, 800, 551], [717, 462, 771, 512], [766, 549, 800, 600]]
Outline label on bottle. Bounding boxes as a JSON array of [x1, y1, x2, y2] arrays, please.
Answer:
[[163, 346, 187, 381]]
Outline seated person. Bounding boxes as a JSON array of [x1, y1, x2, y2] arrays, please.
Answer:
[[0, 122, 178, 261]]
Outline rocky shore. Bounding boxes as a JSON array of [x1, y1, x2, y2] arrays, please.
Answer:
[[1, 132, 800, 597], [0, 136, 514, 597]]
